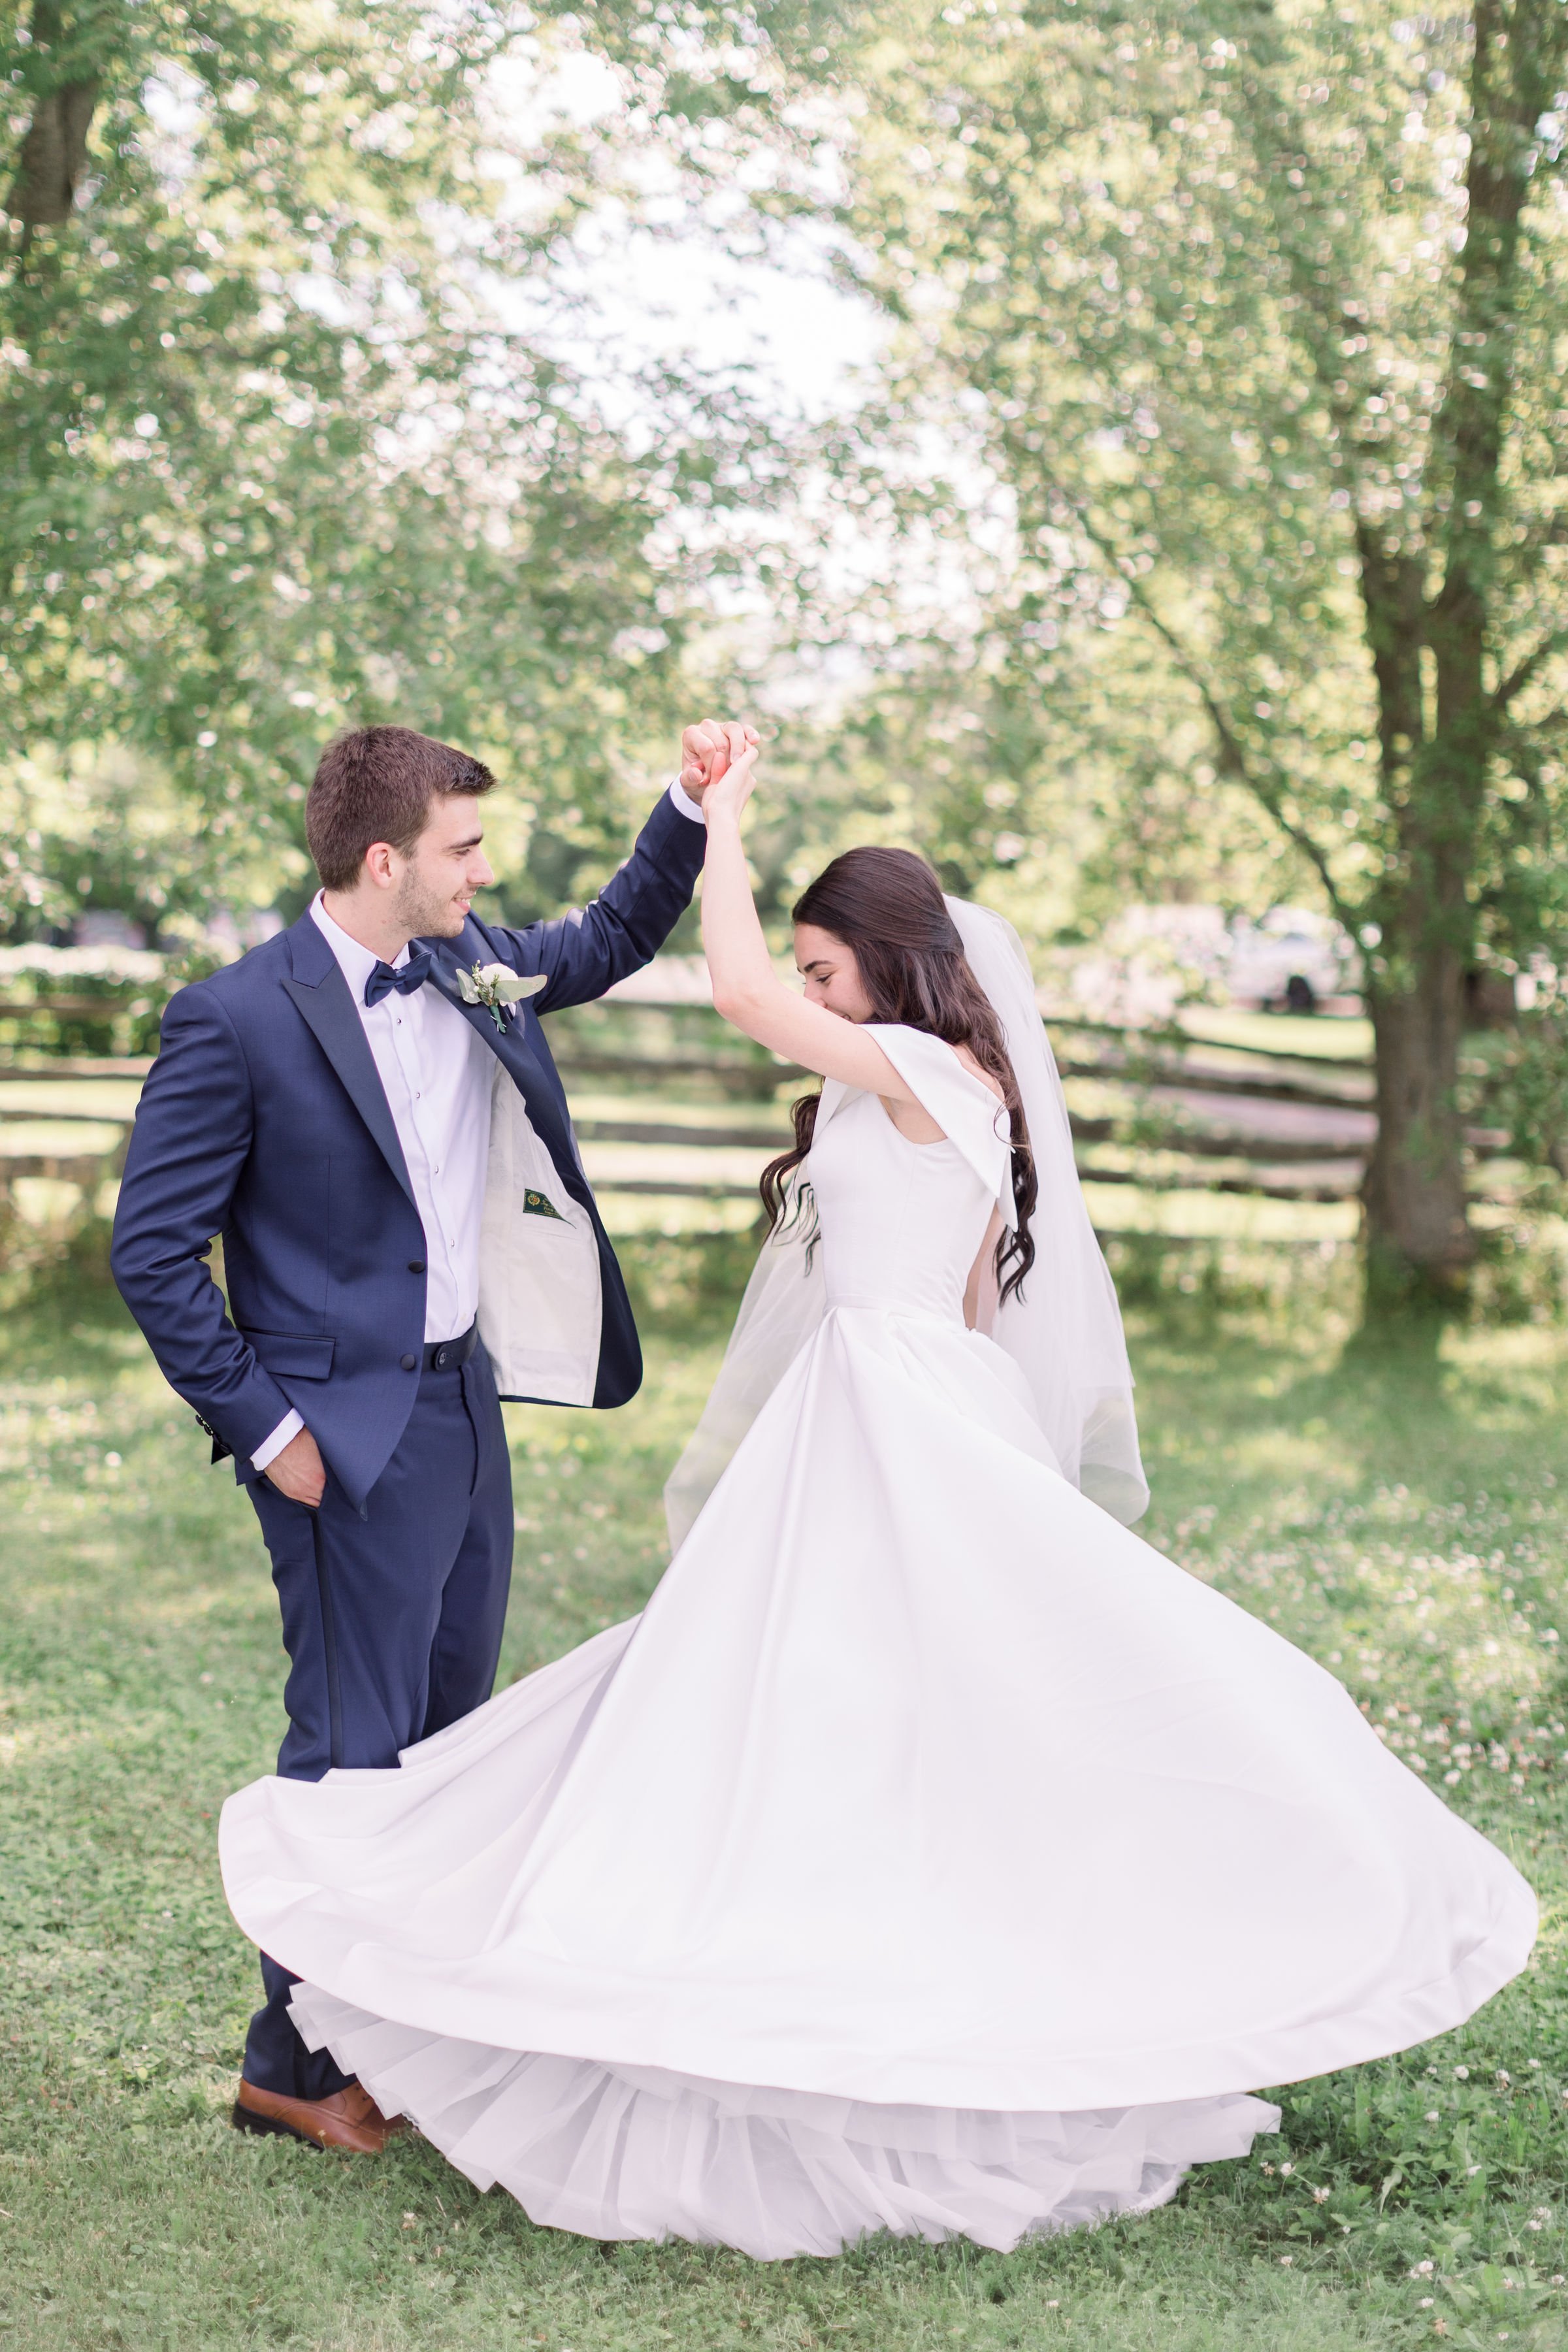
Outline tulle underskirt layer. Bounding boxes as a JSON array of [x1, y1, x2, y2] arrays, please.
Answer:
[[289, 1985, 1279, 2259]]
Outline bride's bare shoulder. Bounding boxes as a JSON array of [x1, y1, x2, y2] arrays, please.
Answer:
[[951, 1041, 1004, 1101]]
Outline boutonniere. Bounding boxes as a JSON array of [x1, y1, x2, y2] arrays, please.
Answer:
[[455, 960, 546, 1033]]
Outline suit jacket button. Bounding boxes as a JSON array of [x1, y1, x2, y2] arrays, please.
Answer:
[[408, 1260, 426, 1273], [400, 1354, 417, 1371]]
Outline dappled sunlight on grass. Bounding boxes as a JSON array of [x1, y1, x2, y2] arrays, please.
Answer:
[[0, 1262, 1564, 2349]]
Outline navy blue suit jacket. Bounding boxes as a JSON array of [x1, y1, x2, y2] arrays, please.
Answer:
[[111, 790, 707, 1509]]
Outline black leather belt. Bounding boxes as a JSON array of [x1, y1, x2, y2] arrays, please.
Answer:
[[421, 1323, 480, 1373]]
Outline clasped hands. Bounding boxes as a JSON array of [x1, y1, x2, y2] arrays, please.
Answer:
[[680, 719, 760, 812]]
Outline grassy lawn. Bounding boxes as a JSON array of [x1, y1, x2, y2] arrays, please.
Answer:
[[1, 1249, 1565, 2352]]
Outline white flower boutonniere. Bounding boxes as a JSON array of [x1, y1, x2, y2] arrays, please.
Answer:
[[456, 960, 546, 1033]]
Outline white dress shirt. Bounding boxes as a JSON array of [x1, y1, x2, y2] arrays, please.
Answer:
[[252, 780, 706, 1473], [252, 900, 494, 1471]]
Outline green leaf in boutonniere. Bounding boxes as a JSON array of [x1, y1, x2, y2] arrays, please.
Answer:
[[456, 960, 547, 1032]]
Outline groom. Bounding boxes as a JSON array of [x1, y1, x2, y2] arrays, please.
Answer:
[[111, 719, 745, 2151]]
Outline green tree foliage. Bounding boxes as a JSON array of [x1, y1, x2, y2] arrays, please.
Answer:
[[1, 740, 245, 943], [0, 0, 758, 936], [739, 0, 1568, 1307]]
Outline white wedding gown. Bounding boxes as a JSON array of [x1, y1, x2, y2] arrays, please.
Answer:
[[221, 1029, 1536, 2259]]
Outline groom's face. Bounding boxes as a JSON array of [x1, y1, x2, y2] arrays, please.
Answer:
[[391, 792, 497, 939]]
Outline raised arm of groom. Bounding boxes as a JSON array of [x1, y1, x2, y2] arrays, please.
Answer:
[[110, 719, 751, 2151]]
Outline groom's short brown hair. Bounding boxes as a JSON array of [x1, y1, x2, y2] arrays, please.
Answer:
[[306, 727, 495, 892]]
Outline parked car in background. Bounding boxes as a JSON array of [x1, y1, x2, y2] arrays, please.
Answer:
[[1225, 907, 1360, 1014], [1066, 902, 1361, 1024]]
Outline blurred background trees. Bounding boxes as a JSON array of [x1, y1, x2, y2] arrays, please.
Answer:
[[1, 0, 776, 938], [8, 0, 1568, 1313], [730, 0, 1568, 1309]]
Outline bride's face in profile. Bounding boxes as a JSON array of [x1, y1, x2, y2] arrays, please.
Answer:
[[794, 924, 876, 1024]]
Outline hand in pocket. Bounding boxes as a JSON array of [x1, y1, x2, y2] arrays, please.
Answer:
[[266, 1426, 327, 1508]]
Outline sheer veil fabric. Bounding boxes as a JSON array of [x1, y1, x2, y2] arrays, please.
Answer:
[[948, 897, 1147, 1521], [665, 896, 1147, 1550]]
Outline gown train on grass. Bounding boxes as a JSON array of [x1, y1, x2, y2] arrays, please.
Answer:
[[221, 1009, 1535, 2258]]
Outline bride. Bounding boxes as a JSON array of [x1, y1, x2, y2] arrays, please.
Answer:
[[221, 737, 1536, 2259]]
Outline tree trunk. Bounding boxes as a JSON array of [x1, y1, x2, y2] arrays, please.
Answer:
[[1354, 0, 1562, 1319], [1354, 529, 1477, 1311], [1362, 949, 1475, 1313], [5, 3, 101, 231]]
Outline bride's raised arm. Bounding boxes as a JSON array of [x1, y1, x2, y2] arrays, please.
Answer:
[[700, 745, 924, 1107]]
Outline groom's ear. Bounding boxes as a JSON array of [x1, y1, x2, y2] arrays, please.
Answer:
[[361, 840, 401, 892]]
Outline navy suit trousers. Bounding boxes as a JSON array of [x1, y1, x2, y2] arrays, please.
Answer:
[[241, 1347, 512, 2100]]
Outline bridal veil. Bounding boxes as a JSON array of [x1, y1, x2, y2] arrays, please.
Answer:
[[665, 896, 1147, 1545]]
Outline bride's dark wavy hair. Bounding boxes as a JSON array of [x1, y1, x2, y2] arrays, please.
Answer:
[[760, 847, 1037, 1303]]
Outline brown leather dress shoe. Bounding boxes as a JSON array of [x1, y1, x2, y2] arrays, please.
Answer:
[[232, 2078, 407, 2152]]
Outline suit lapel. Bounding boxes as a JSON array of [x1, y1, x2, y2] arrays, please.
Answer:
[[281, 914, 417, 1207], [426, 930, 576, 1153], [423, 943, 515, 1064], [280, 913, 580, 1212]]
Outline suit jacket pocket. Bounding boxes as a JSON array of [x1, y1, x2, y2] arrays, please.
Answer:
[[246, 1330, 336, 1379]]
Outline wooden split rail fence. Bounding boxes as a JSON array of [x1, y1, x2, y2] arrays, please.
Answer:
[[0, 1019, 1415, 1243], [0, 1003, 1530, 1253]]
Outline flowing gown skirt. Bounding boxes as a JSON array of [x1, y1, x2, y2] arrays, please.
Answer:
[[221, 1307, 1536, 2257]]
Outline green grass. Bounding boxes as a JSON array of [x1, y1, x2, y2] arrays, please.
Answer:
[[1176, 1008, 1375, 1064], [1, 1257, 1565, 2352]]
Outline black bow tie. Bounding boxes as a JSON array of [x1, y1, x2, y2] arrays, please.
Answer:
[[363, 949, 434, 1008]]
